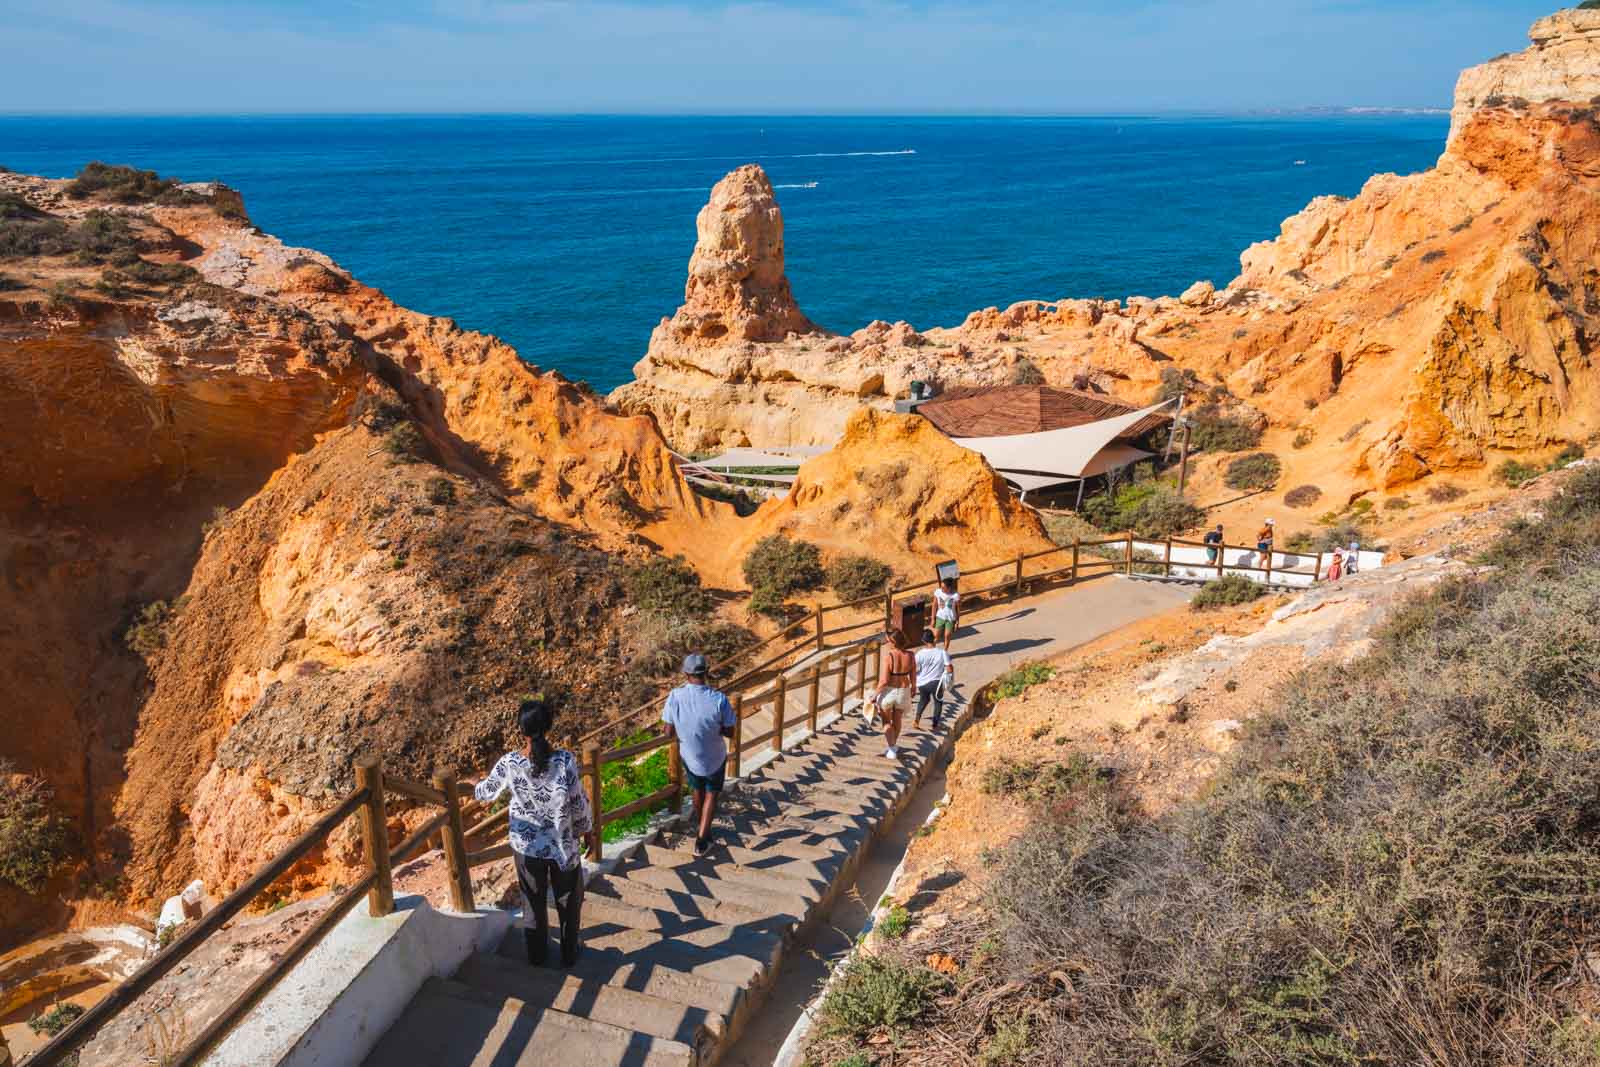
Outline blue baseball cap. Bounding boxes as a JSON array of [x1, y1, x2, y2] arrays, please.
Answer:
[[682, 653, 709, 675]]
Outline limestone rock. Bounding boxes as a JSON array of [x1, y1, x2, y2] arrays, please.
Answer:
[[1450, 9, 1600, 144], [1180, 280, 1216, 307]]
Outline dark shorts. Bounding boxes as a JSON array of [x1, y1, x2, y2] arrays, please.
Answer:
[[685, 764, 726, 794]]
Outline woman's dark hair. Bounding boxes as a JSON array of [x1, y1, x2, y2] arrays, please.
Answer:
[[941, 577, 956, 589], [921, 627, 936, 645], [518, 697, 555, 774]]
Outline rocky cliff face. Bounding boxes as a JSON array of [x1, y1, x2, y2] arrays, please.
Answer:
[[614, 14, 1600, 499], [0, 165, 1050, 937], [0, 173, 728, 923]]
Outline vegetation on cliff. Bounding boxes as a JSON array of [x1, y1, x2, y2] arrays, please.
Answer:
[[813, 465, 1600, 1064]]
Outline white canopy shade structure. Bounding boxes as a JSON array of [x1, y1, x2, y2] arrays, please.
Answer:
[[956, 398, 1178, 480]]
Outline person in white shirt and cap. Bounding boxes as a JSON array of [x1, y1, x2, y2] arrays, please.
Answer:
[[1344, 539, 1360, 575]]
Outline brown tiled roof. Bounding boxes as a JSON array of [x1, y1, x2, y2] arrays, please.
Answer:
[[915, 385, 1169, 440]]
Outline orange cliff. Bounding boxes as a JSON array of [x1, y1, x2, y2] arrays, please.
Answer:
[[0, 166, 1048, 939], [0, 172, 739, 929], [614, 12, 1600, 498]]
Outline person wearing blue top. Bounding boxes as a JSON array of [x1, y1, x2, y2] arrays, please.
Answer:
[[662, 652, 736, 856]]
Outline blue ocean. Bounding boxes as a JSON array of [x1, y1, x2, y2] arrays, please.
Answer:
[[0, 115, 1447, 391]]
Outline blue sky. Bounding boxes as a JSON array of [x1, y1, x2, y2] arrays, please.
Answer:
[[1, 1, 1562, 114]]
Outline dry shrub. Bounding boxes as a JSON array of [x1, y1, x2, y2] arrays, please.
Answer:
[[1426, 482, 1467, 504], [0, 759, 74, 893], [1283, 485, 1321, 508], [980, 465, 1600, 1064], [1224, 452, 1281, 491], [827, 554, 893, 601]]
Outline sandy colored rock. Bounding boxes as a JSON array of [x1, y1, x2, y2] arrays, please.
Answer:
[[615, 17, 1600, 506], [730, 408, 1052, 579]]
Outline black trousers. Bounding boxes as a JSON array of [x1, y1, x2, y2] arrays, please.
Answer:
[[915, 679, 944, 726], [514, 851, 583, 966]]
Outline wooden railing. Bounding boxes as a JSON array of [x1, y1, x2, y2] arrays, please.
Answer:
[[29, 527, 1308, 1064], [25, 758, 477, 1067]]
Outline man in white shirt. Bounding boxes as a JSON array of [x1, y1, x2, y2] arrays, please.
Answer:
[[913, 627, 954, 730], [933, 578, 960, 651]]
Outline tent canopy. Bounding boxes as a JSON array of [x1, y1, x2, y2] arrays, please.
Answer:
[[958, 398, 1177, 479]]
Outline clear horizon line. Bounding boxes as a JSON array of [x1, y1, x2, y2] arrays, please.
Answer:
[[0, 106, 1454, 120]]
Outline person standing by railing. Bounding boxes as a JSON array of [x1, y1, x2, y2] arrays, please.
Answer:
[[1204, 523, 1224, 564], [872, 628, 916, 760], [474, 697, 591, 968], [662, 653, 736, 856]]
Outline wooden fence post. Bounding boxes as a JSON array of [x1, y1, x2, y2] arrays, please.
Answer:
[[882, 584, 893, 630], [1164, 537, 1173, 578], [1072, 538, 1080, 582], [729, 695, 744, 779], [355, 757, 395, 918], [1315, 551, 1324, 582], [1125, 534, 1134, 576], [433, 772, 474, 914], [1218, 541, 1226, 578], [808, 663, 821, 735], [773, 675, 788, 755], [1013, 553, 1024, 596], [668, 735, 684, 813], [581, 743, 602, 861], [814, 608, 824, 651]]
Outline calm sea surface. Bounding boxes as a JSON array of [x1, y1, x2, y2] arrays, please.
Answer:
[[0, 115, 1447, 391]]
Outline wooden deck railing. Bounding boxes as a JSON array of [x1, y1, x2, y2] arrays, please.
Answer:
[[28, 527, 1321, 1064]]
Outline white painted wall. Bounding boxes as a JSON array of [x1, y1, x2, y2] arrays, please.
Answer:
[[1128, 539, 1384, 587]]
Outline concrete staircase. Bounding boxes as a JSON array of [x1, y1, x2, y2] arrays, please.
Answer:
[[362, 715, 950, 1067]]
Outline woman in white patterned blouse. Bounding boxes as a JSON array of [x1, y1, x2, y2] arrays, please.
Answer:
[[475, 698, 593, 966]]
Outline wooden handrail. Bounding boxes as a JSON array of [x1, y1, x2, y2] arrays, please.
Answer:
[[28, 787, 371, 1067], [385, 774, 450, 808]]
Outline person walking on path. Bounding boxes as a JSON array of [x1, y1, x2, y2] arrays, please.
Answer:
[[1326, 546, 1344, 582], [475, 697, 592, 968], [1256, 519, 1275, 556], [661, 653, 736, 856], [913, 627, 954, 731], [1204, 524, 1224, 564], [932, 577, 961, 652], [1344, 539, 1361, 575], [872, 628, 916, 759]]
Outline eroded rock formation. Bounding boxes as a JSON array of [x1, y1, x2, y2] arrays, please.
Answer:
[[615, 13, 1600, 497]]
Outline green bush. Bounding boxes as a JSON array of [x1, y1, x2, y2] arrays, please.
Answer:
[[65, 161, 196, 204], [0, 760, 73, 894], [1550, 442, 1585, 470], [826, 554, 893, 601], [1187, 405, 1263, 452], [877, 903, 911, 939], [381, 423, 423, 463], [990, 662, 1054, 700], [742, 534, 824, 612], [1224, 452, 1282, 491], [27, 1000, 85, 1037], [1291, 428, 1313, 449], [1082, 482, 1203, 538], [1283, 484, 1321, 508], [981, 753, 1096, 804], [1310, 521, 1371, 553], [424, 476, 457, 506], [986, 471, 1600, 1063], [818, 954, 947, 1038], [124, 597, 186, 655], [1282, 530, 1316, 553], [626, 555, 712, 620], [1496, 459, 1541, 487], [1191, 573, 1265, 610], [1156, 366, 1201, 402]]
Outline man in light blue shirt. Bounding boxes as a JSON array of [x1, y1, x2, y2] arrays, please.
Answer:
[[662, 653, 736, 855]]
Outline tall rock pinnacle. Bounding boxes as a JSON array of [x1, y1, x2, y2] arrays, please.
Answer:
[[663, 163, 817, 345]]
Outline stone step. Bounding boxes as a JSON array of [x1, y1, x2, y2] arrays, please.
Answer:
[[651, 834, 845, 884], [724, 787, 889, 825], [615, 860, 814, 918], [499, 918, 777, 989], [755, 753, 912, 786], [701, 820, 869, 861], [585, 874, 800, 930], [490, 929, 745, 1019], [744, 767, 906, 804], [713, 802, 876, 843], [657, 827, 845, 866], [362, 977, 693, 1067], [552, 887, 788, 940], [635, 843, 829, 897], [456, 951, 722, 1049]]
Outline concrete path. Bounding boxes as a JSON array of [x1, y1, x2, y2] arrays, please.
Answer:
[[361, 575, 1191, 1067]]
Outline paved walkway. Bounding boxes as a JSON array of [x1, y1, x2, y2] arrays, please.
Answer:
[[362, 576, 1191, 1067]]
